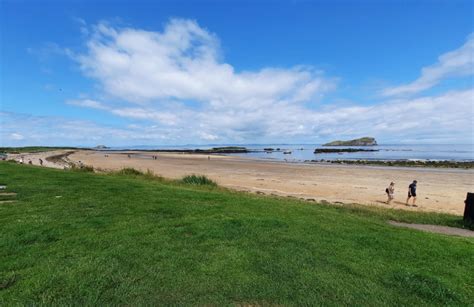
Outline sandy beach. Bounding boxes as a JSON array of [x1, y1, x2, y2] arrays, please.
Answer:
[[47, 150, 473, 215]]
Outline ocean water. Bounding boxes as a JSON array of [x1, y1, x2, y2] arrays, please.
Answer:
[[114, 144, 474, 162], [228, 144, 474, 162]]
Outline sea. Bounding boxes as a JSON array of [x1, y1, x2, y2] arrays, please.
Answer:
[[110, 144, 474, 162]]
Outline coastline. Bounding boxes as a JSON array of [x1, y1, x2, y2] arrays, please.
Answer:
[[69, 150, 473, 215], [7, 149, 473, 215]]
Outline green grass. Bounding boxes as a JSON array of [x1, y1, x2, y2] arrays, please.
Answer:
[[180, 174, 218, 186], [0, 162, 473, 305]]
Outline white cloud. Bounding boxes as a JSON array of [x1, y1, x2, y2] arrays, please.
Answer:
[[66, 99, 108, 110], [0, 112, 181, 146], [55, 20, 473, 145], [66, 89, 474, 144], [75, 19, 336, 105], [2, 90, 473, 146], [382, 33, 474, 97], [199, 132, 219, 141], [9, 133, 25, 140]]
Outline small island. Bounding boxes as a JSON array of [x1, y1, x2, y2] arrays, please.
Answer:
[[314, 148, 378, 154], [323, 137, 377, 146], [94, 145, 109, 150]]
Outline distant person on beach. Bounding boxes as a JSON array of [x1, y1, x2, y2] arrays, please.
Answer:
[[386, 182, 395, 204], [406, 180, 418, 207], [39, 158, 43, 166]]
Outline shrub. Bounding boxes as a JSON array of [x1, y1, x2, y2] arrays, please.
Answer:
[[70, 164, 94, 172], [143, 169, 164, 180], [116, 168, 144, 176], [180, 174, 217, 186]]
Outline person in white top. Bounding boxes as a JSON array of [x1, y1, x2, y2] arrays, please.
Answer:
[[386, 182, 395, 204]]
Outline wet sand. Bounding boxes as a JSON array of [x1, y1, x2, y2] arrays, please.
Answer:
[[67, 150, 474, 215]]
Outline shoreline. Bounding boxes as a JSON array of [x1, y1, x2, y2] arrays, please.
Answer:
[[6, 149, 473, 215], [3, 146, 473, 168], [69, 150, 473, 215]]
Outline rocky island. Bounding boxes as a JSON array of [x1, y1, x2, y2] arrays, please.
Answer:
[[323, 137, 377, 146], [314, 148, 378, 154]]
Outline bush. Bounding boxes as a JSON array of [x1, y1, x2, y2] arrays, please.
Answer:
[[70, 164, 94, 172], [116, 168, 144, 176], [180, 174, 217, 186]]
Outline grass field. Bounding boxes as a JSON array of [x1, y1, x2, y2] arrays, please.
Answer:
[[1, 162, 473, 305]]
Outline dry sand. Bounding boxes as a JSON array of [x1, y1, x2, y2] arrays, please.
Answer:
[[8, 150, 72, 169], [66, 150, 474, 215]]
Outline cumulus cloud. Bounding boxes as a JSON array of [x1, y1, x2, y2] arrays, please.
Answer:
[[0, 112, 182, 146], [75, 19, 336, 105], [382, 33, 474, 97], [66, 89, 474, 144], [60, 19, 474, 144], [11, 18, 470, 146]]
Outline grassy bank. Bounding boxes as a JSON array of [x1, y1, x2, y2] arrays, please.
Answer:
[[0, 162, 473, 305]]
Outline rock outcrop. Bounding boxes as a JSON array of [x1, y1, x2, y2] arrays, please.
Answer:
[[323, 137, 377, 146]]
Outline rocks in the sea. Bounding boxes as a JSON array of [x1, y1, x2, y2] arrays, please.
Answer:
[[198, 147, 248, 154], [143, 147, 250, 154], [323, 137, 377, 146], [307, 159, 474, 169], [314, 148, 379, 154]]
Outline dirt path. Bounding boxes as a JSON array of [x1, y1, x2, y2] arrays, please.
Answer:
[[389, 221, 474, 238]]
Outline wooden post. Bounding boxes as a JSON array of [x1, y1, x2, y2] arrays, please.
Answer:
[[464, 193, 474, 221]]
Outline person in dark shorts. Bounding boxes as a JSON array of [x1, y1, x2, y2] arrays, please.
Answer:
[[386, 182, 395, 204], [406, 180, 417, 207]]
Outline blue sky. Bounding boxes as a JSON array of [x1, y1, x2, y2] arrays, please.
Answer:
[[1, 0, 473, 146]]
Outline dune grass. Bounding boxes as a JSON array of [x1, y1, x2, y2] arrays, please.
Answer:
[[0, 162, 473, 305], [180, 174, 218, 186]]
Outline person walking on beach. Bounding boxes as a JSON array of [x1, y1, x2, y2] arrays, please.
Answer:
[[39, 158, 43, 166], [406, 180, 418, 207], [386, 182, 395, 204]]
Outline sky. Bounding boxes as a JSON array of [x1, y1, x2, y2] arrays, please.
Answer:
[[1, 0, 473, 146]]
